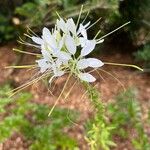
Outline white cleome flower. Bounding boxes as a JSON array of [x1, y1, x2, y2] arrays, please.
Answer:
[[30, 17, 104, 83]]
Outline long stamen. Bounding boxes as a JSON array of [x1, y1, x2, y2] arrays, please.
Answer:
[[97, 21, 131, 41], [104, 62, 143, 71], [8, 72, 49, 94], [76, 5, 84, 28], [86, 17, 101, 30], [48, 73, 72, 116], [99, 68, 126, 91], [13, 48, 41, 56], [24, 33, 32, 38], [5, 65, 36, 69], [18, 37, 40, 48], [9, 73, 49, 97], [82, 10, 90, 24], [56, 11, 61, 19], [95, 70, 106, 82], [94, 29, 101, 39], [27, 27, 38, 36], [64, 80, 78, 101], [78, 17, 101, 37], [17, 40, 40, 48]]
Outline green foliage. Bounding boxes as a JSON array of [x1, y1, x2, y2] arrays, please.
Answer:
[[108, 89, 142, 128], [119, 0, 150, 44], [15, 1, 49, 27], [134, 43, 150, 67], [119, 0, 150, 65], [132, 125, 150, 150], [15, 0, 118, 28], [108, 88, 150, 150], [0, 0, 119, 42], [84, 83, 116, 150], [85, 117, 116, 150], [0, 84, 79, 149], [0, 14, 16, 42], [85, 86, 150, 150]]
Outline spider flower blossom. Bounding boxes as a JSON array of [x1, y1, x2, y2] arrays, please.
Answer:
[[30, 18, 104, 82]]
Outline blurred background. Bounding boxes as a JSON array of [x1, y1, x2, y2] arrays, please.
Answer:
[[0, 0, 150, 150]]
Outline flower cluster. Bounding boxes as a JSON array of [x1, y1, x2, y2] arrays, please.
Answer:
[[31, 18, 104, 83]]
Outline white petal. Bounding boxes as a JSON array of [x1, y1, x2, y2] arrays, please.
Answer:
[[56, 18, 67, 33], [56, 51, 71, 61], [78, 73, 96, 82], [31, 36, 43, 45], [67, 18, 76, 35], [58, 37, 64, 50], [77, 59, 89, 69], [65, 35, 76, 55], [42, 27, 51, 42], [36, 59, 51, 73], [79, 37, 86, 47], [78, 24, 87, 39], [41, 50, 52, 61], [87, 58, 104, 68], [81, 40, 96, 56], [97, 39, 104, 44], [42, 27, 57, 48]]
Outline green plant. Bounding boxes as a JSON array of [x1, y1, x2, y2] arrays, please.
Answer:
[[15, 0, 119, 29], [0, 14, 16, 42], [108, 88, 150, 150], [84, 83, 116, 150], [134, 43, 150, 67], [0, 84, 79, 149]]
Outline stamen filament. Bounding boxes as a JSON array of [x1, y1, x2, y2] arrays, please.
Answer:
[[48, 73, 72, 116], [97, 21, 131, 41], [13, 48, 41, 56], [76, 5, 84, 28], [5, 65, 36, 69], [104, 62, 143, 71]]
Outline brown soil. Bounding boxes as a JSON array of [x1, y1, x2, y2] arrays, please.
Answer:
[[0, 44, 150, 150]]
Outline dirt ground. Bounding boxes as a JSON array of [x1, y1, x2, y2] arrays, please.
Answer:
[[0, 43, 150, 150]]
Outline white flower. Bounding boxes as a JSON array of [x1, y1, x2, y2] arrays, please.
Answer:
[[30, 17, 104, 83]]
